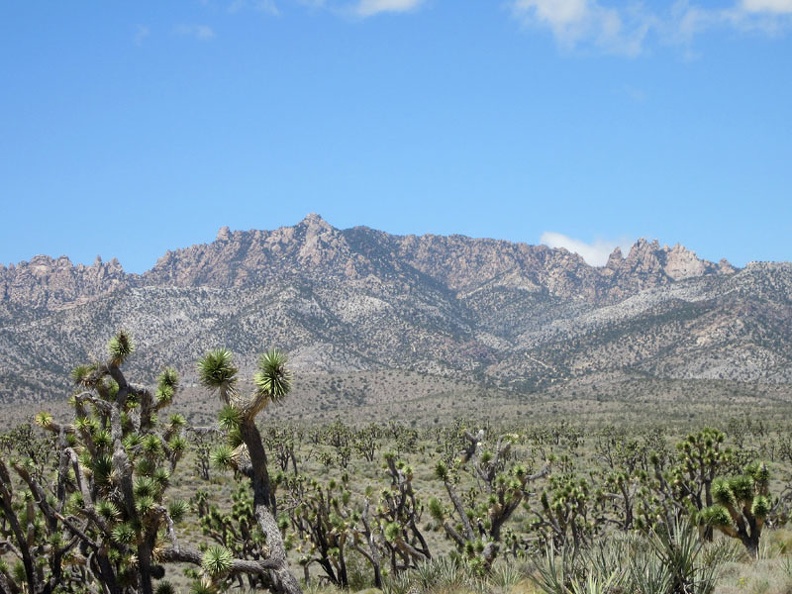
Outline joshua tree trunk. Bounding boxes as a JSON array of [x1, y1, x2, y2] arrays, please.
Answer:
[[240, 418, 278, 513], [241, 417, 303, 594], [254, 503, 304, 594]]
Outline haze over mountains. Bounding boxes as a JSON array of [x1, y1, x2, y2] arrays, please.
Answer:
[[1, 214, 790, 415]]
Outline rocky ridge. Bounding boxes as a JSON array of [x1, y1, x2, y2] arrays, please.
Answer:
[[0, 214, 789, 410]]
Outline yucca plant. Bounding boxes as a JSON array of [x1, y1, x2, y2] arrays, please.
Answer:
[[528, 545, 577, 594], [649, 516, 720, 594]]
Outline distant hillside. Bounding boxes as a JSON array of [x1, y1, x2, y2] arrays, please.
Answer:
[[1, 214, 790, 420]]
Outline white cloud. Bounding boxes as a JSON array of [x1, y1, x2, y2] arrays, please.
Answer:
[[540, 232, 626, 266], [510, 0, 651, 55], [741, 0, 792, 13], [664, 2, 715, 45], [174, 24, 216, 40], [511, 0, 590, 41], [353, 0, 425, 17], [685, 1, 792, 36], [510, 1, 792, 55]]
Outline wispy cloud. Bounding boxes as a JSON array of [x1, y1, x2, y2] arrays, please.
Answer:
[[540, 232, 627, 266], [509, 0, 792, 55], [724, 0, 792, 34], [510, 0, 651, 55], [174, 24, 216, 41], [618, 83, 647, 102], [133, 24, 150, 46], [353, 0, 426, 18], [229, 0, 280, 15], [741, 0, 792, 13]]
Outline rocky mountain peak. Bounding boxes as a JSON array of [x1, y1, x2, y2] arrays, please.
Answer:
[[0, 254, 128, 309], [216, 226, 232, 241], [663, 243, 711, 280], [605, 247, 624, 270], [301, 212, 330, 228], [147, 214, 368, 286], [606, 238, 726, 281]]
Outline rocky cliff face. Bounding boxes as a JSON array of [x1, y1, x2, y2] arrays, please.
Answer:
[[0, 255, 129, 311], [1, 214, 789, 407], [145, 214, 373, 287], [144, 215, 734, 301]]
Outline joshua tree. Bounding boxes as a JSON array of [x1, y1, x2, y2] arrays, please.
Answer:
[[374, 453, 432, 576], [1, 330, 190, 594], [1, 332, 305, 594], [533, 472, 596, 554], [671, 428, 734, 517], [0, 429, 68, 594], [192, 483, 271, 590], [283, 472, 357, 588], [197, 348, 304, 594], [699, 462, 771, 558], [644, 427, 736, 539], [429, 429, 549, 573]]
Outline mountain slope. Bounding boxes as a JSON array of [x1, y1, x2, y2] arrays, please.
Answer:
[[1, 214, 789, 412]]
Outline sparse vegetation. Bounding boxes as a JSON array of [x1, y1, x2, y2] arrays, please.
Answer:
[[2, 329, 792, 594]]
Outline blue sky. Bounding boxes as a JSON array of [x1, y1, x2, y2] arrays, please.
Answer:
[[1, 0, 791, 273]]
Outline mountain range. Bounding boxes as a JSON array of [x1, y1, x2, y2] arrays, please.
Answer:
[[1, 213, 790, 424]]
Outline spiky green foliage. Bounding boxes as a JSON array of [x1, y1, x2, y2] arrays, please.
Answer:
[[167, 413, 187, 430], [168, 434, 188, 457], [155, 582, 176, 594], [168, 499, 189, 524], [70, 364, 96, 387], [156, 370, 179, 405], [197, 349, 238, 392], [96, 499, 122, 522], [112, 522, 136, 545], [134, 476, 159, 499], [158, 367, 180, 391], [135, 495, 156, 515], [699, 504, 731, 528], [217, 404, 241, 432], [108, 330, 135, 365], [434, 460, 449, 481], [254, 349, 292, 402], [142, 433, 163, 456], [33, 411, 53, 430], [210, 444, 236, 470], [529, 520, 723, 594], [428, 497, 445, 522], [93, 428, 112, 449], [201, 545, 234, 577], [190, 581, 216, 594], [152, 466, 172, 489]]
